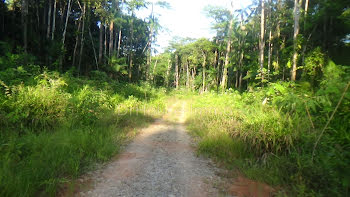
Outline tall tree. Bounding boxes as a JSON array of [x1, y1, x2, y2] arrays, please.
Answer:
[[47, 0, 52, 39], [21, 0, 28, 52], [51, 0, 57, 40], [99, 22, 104, 64], [291, 0, 302, 81], [78, 2, 86, 75], [221, 1, 235, 90], [259, 0, 265, 83], [60, 0, 72, 69]]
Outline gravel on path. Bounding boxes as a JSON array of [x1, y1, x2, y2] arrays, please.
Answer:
[[78, 101, 226, 197]]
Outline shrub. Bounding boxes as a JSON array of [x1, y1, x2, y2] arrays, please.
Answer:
[[1, 82, 69, 131]]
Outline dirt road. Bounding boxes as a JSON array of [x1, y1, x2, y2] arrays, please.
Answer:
[[78, 101, 222, 197]]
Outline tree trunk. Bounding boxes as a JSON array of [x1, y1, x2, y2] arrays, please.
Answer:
[[221, 18, 233, 89], [186, 59, 190, 89], [146, 4, 154, 81], [239, 69, 243, 90], [51, 0, 57, 40], [202, 53, 206, 92], [128, 17, 134, 82], [129, 52, 133, 81], [214, 39, 219, 85], [267, 30, 272, 80], [99, 22, 103, 64], [21, 0, 28, 52], [117, 28, 122, 58], [61, 0, 71, 46], [89, 28, 99, 70], [175, 54, 179, 89], [109, 22, 114, 59], [78, 3, 86, 75], [291, 0, 302, 81], [60, 0, 72, 69], [113, 30, 117, 56], [304, 0, 309, 31], [151, 58, 158, 82], [235, 67, 239, 88], [276, 0, 281, 74], [104, 23, 107, 63], [72, 18, 82, 67], [217, 44, 222, 90], [192, 67, 196, 90], [166, 59, 171, 87], [259, 0, 265, 84], [47, 0, 52, 39]]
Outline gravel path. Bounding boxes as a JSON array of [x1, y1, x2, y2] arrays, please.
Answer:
[[78, 101, 224, 197]]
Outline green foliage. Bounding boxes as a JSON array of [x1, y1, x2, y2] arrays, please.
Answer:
[[303, 47, 325, 77], [186, 62, 350, 196], [0, 66, 167, 196], [1, 82, 69, 130]]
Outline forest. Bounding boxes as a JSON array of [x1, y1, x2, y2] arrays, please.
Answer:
[[0, 0, 349, 196]]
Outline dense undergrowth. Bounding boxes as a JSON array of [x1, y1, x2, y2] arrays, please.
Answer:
[[0, 53, 167, 197], [185, 61, 350, 196]]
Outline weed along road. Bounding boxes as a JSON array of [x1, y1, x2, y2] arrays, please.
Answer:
[[77, 101, 222, 197]]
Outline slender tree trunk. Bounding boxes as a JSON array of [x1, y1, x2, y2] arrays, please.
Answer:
[[47, 0, 52, 39], [291, 0, 302, 81], [267, 30, 272, 80], [35, 1, 39, 29], [72, 18, 82, 67], [116, 0, 125, 58], [304, 0, 309, 31], [128, 17, 134, 82], [117, 28, 122, 58], [175, 54, 179, 89], [21, 0, 28, 52], [192, 67, 196, 90], [78, 3, 86, 75], [166, 59, 171, 87], [104, 23, 107, 63], [151, 58, 158, 82], [60, 2, 66, 32], [113, 30, 117, 56], [186, 59, 190, 89], [99, 22, 103, 64], [61, 0, 71, 47], [89, 28, 99, 70], [259, 0, 265, 84], [202, 53, 206, 92], [146, 4, 154, 81], [235, 66, 239, 88], [129, 52, 133, 81], [221, 18, 233, 89], [51, 0, 57, 40], [239, 69, 243, 90], [276, 0, 281, 73], [146, 51, 151, 80], [60, 0, 72, 70], [217, 44, 222, 90], [109, 22, 114, 59]]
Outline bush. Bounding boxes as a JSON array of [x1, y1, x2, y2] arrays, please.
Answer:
[[1, 83, 69, 131], [0, 68, 167, 196], [186, 64, 350, 196]]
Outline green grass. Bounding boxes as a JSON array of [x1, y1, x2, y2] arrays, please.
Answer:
[[0, 70, 167, 197], [185, 82, 350, 197]]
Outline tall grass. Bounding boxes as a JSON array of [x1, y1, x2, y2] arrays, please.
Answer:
[[186, 62, 350, 196], [0, 69, 167, 196]]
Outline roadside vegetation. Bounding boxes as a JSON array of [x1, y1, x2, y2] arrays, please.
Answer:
[[186, 60, 349, 196], [0, 53, 167, 197]]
